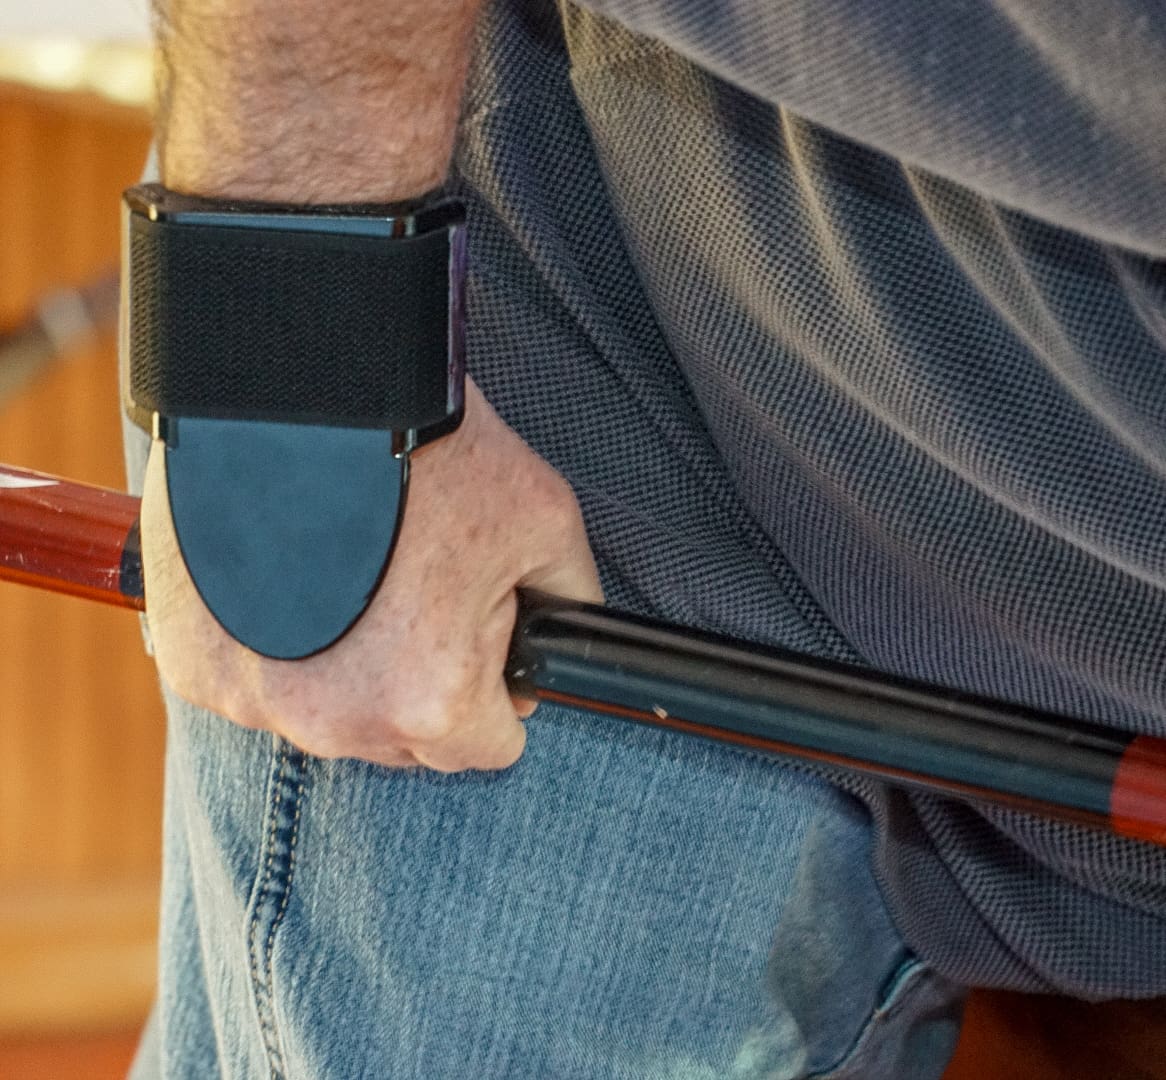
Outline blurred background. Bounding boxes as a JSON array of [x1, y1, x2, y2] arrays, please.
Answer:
[[0, 2, 1163, 1078], [0, 2, 160, 1075]]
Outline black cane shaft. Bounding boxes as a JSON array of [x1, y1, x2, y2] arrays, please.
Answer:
[[507, 594, 1166, 845]]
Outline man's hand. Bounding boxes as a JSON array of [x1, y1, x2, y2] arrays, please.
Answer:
[[141, 378, 603, 771], [139, 0, 603, 769]]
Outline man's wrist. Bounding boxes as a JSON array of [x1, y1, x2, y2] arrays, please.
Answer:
[[153, 0, 483, 204], [158, 91, 459, 204]]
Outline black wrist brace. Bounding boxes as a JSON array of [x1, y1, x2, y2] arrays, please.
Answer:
[[123, 183, 466, 659]]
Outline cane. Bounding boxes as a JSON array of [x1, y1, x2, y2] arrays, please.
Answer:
[[2, 460, 1164, 847]]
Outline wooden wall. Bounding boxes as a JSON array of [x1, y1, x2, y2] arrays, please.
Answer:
[[0, 82, 162, 1035]]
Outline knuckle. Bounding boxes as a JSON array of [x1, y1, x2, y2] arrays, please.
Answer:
[[545, 469, 580, 512], [417, 753, 465, 776], [290, 729, 347, 761], [220, 689, 279, 735], [536, 472, 585, 537], [401, 699, 460, 745], [397, 672, 494, 752]]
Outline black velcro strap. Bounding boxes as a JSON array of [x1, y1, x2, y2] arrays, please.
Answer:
[[128, 213, 453, 430]]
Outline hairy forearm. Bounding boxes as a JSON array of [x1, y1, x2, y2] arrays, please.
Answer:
[[153, 0, 483, 202]]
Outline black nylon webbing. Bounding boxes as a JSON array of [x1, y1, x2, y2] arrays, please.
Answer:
[[128, 214, 452, 429]]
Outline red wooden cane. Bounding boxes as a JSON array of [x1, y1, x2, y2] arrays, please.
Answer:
[[1, 460, 1165, 848], [0, 463, 143, 610]]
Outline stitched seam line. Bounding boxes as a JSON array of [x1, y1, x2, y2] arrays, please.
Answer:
[[245, 740, 307, 1080], [263, 766, 307, 1064], [246, 741, 286, 1080]]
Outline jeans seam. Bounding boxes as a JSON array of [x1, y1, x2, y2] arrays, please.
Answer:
[[246, 739, 308, 1080]]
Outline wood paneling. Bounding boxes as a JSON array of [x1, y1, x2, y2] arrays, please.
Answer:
[[0, 879, 158, 1035], [0, 1026, 140, 1079], [0, 81, 160, 1033]]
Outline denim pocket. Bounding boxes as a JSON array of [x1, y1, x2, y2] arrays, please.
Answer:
[[811, 957, 965, 1080]]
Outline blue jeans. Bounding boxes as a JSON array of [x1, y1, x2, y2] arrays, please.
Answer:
[[129, 685, 963, 1078]]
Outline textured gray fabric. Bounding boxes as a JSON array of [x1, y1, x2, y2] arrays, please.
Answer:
[[454, 0, 1166, 998], [575, 0, 1166, 257]]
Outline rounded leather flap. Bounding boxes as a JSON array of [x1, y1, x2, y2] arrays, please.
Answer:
[[165, 416, 405, 659]]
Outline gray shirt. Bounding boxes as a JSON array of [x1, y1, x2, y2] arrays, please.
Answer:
[[453, 0, 1166, 995]]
